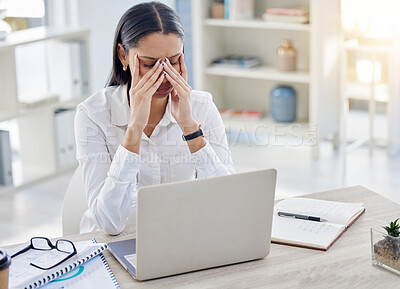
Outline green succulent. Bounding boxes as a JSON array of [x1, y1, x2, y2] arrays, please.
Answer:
[[383, 218, 400, 237]]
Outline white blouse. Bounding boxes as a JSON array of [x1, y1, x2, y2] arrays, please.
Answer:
[[75, 85, 235, 234]]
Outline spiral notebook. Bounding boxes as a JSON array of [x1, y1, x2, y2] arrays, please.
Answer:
[[9, 239, 119, 289]]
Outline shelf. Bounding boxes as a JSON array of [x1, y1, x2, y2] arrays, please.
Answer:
[[0, 95, 88, 123], [206, 66, 310, 83], [0, 161, 77, 194], [18, 94, 89, 117], [223, 117, 309, 129], [204, 18, 310, 31], [0, 26, 90, 52], [223, 117, 313, 145], [0, 111, 18, 123]]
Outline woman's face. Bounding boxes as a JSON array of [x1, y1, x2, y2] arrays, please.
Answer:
[[123, 33, 183, 99]]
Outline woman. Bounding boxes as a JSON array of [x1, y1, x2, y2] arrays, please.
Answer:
[[75, 2, 235, 235]]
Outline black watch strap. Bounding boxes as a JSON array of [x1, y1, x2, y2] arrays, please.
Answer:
[[182, 125, 204, 141]]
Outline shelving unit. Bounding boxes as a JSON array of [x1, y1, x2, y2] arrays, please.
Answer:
[[192, 0, 342, 158], [0, 26, 91, 192]]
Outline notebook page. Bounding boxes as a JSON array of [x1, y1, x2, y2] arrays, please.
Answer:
[[271, 216, 345, 249], [274, 198, 364, 225]]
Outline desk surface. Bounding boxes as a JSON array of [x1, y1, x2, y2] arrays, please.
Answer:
[[53, 186, 400, 288]]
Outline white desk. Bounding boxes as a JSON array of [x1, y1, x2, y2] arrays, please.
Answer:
[[9, 186, 400, 288]]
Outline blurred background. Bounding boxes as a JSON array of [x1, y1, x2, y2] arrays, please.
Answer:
[[0, 0, 399, 246]]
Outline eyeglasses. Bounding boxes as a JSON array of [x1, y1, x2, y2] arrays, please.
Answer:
[[11, 237, 77, 270]]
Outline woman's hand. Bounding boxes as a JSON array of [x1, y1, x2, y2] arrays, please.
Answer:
[[164, 54, 206, 153], [122, 54, 165, 153], [128, 54, 165, 130], [163, 54, 197, 133]]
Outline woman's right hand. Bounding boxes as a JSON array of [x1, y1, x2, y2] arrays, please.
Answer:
[[122, 54, 164, 153], [127, 54, 165, 130]]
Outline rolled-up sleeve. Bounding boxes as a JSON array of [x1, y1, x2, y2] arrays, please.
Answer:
[[75, 106, 139, 235], [192, 100, 236, 178]]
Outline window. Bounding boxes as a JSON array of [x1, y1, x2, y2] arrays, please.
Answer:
[[0, 0, 46, 31]]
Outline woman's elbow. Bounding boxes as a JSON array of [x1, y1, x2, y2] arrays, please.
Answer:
[[103, 225, 124, 236]]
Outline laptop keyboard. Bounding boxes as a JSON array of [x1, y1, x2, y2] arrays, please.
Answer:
[[125, 253, 137, 268]]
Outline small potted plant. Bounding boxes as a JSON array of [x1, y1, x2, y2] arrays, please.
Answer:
[[371, 218, 400, 275]]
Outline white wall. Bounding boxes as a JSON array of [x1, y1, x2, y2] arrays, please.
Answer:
[[77, 0, 176, 91]]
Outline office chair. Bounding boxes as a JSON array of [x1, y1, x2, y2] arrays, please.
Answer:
[[62, 166, 88, 236]]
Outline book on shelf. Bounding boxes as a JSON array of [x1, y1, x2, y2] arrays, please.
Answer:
[[266, 7, 309, 17], [54, 108, 77, 170], [212, 55, 262, 69], [262, 13, 309, 24], [0, 129, 13, 186], [47, 40, 88, 102], [224, 0, 254, 20], [219, 109, 262, 120], [271, 198, 365, 251], [8, 239, 118, 289]]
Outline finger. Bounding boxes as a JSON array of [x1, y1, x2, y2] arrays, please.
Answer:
[[180, 54, 188, 82], [164, 57, 181, 79], [140, 62, 165, 93], [163, 60, 188, 89], [164, 71, 186, 97], [146, 72, 165, 95], [135, 59, 162, 89], [131, 53, 140, 87], [171, 88, 178, 101]]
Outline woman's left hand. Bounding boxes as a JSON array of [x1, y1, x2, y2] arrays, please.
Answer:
[[163, 54, 196, 131]]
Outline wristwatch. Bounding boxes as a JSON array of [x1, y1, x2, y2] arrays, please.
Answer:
[[182, 125, 204, 141]]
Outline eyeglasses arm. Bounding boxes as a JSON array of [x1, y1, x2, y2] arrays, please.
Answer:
[[11, 244, 31, 258], [30, 250, 77, 270]]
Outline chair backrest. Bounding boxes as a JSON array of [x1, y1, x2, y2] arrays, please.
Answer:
[[62, 166, 88, 236]]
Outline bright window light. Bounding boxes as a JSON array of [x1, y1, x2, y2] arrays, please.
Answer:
[[356, 60, 382, 84], [3, 0, 45, 18], [342, 0, 400, 39]]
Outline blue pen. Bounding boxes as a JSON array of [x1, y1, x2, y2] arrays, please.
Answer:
[[277, 211, 328, 222]]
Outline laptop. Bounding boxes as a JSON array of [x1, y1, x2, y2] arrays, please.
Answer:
[[107, 169, 277, 281]]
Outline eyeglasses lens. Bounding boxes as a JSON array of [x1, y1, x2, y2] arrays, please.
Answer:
[[56, 240, 74, 254], [31, 238, 52, 250]]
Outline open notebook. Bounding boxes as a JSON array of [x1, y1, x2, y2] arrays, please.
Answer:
[[271, 198, 365, 251]]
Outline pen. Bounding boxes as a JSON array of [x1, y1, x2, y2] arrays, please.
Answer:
[[277, 211, 327, 222]]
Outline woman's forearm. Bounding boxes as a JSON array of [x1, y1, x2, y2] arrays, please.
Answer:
[[122, 125, 143, 154], [79, 146, 140, 235]]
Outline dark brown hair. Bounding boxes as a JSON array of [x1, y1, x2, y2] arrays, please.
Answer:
[[106, 2, 184, 87]]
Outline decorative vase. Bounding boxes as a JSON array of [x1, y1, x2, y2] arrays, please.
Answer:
[[277, 40, 297, 72], [371, 227, 400, 275], [270, 85, 296, 122]]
